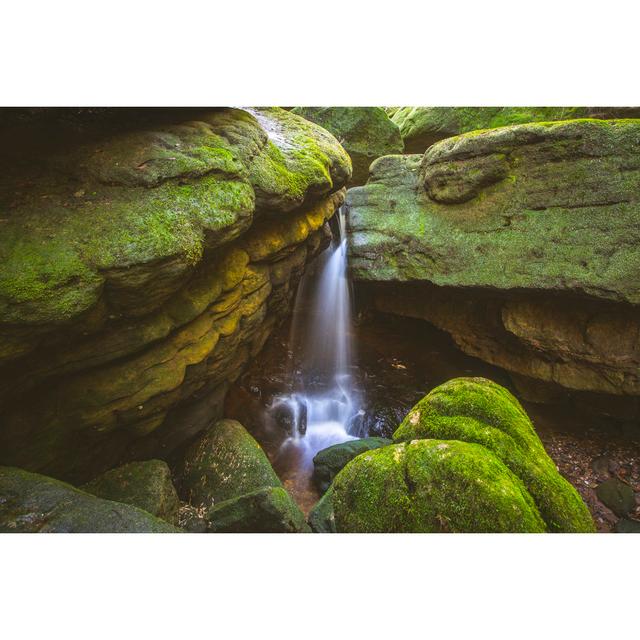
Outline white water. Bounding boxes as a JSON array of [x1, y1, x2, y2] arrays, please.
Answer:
[[268, 206, 363, 467]]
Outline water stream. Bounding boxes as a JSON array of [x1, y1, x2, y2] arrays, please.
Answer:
[[266, 206, 363, 472]]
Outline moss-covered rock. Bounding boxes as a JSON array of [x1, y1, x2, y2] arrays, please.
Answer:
[[206, 486, 310, 533], [307, 487, 336, 533], [347, 119, 640, 401], [0, 107, 350, 329], [312, 437, 392, 493], [81, 460, 180, 525], [0, 466, 180, 532], [392, 378, 595, 532], [0, 106, 349, 482], [389, 106, 640, 152], [332, 439, 546, 533], [177, 419, 282, 509], [292, 107, 402, 185]]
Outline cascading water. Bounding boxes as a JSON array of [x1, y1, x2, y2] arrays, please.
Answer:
[[268, 205, 363, 470]]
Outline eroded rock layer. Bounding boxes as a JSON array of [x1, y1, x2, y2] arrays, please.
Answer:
[[347, 119, 640, 411], [0, 108, 351, 482]]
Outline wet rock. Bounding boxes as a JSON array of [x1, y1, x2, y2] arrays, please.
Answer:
[[177, 419, 282, 509], [613, 517, 640, 533], [308, 487, 336, 533], [81, 460, 180, 525], [313, 437, 392, 493], [389, 377, 594, 532], [206, 486, 309, 533], [292, 107, 402, 185], [596, 478, 636, 517], [0, 466, 180, 533]]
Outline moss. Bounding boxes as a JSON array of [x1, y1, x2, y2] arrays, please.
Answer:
[[291, 107, 403, 184], [331, 439, 546, 533], [347, 120, 640, 306], [393, 378, 595, 532], [312, 437, 392, 493], [81, 459, 180, 525], [177, 419, 282, 508], [389, 107, 626, 152], [0, 107, 352, 326], [0, 466, 180, 532], [206, 486, 310, 533]]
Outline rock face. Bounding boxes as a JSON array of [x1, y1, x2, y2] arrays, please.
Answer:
[[0, 108, 351, 482], [292, 107, 403, 185], [207, 487, 310, 533], [389, 107, 640, 152], [0, 466, 180, 532], [177, 419, 307, 532], [312, 437, 392, 492], [347, 120, 640, 409], [178, 419, 281, 508], [81, 460, 180, 524], [329, 378, 594, 533]]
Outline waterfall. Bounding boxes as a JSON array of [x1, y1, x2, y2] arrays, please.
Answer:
[[268, 205, 363, 466]]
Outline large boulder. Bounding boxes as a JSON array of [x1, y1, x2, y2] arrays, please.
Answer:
[[0, 108, 351, 482], [0, 466, 180, 532], [347, 120, 640, 405], [312, 436, 392, 493], [331, 439, 547, 533], [177, 419, 281, 508], [81, 459, 180, 525], [391, 378, 594, 532], [389, 106, 640, 152], [292, 107, 402, 185], [206, 487, 309, 533]]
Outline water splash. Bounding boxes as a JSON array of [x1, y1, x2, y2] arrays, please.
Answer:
[[268, 205, 363, 468]]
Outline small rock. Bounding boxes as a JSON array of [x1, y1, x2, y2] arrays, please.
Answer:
[[596, 478, 636, 517]]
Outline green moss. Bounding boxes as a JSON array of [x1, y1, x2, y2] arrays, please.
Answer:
[[389, 107, 620, 152], [178, 419, 282, 509], [393, 378, 595, 532], [291, 107, 403, 184], [81, 459, 180, 525], [331, 439, 546, 533], [206, 486, 310, 533], [0, 466, 180, 532]]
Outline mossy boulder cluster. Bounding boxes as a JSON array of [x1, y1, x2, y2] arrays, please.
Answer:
[[311, 378, 594, 533], [177, 419, 308, 532], [292, 107, 403, 185], [0, 466, 180, 532], [0, 108, 351, 482], [347, 118, 640, 410]]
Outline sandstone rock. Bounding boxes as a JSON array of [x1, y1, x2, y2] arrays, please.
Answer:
[[596, 478, 636, 517], [389, 107, 640, 152], [177, 419, 281, 508], [312, 436, 392, 493], [206, 486, 309, 533], [0, 108, 351, 482], [392, 377, 594, 532], [0, 466, 180, 532], [292, 107, 402, 185], [330, 378, 594, 533], [81, 459, 180, 525], [347, 119, 640, 402]]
